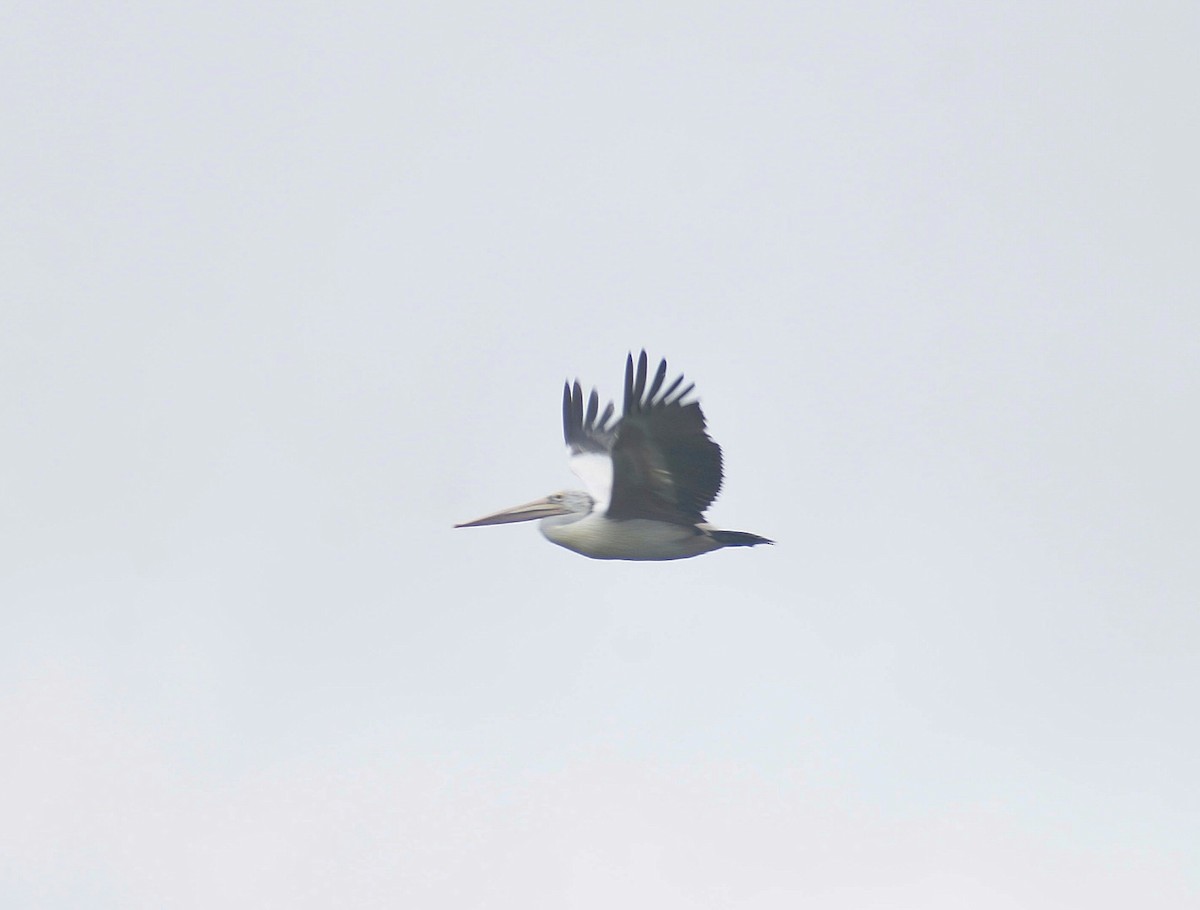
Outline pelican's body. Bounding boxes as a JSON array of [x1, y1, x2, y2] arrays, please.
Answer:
[[542, 510, 724, 561], [455, 351, 772, 561]]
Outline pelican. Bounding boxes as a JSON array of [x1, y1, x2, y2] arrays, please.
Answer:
[[454, 351, 772, 560]]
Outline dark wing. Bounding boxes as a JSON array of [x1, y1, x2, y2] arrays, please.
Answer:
[[562, 379, 618, 455], [605, 351, 724, 524], [562, 377, 619, 505]]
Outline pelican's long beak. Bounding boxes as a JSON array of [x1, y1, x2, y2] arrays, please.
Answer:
[[454, 496, 573, 528]]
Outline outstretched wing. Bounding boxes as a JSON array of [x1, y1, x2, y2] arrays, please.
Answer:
[[562, 378, 618, 509], [605, 351, 724, 524]]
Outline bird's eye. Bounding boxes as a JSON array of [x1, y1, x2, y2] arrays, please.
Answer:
[[550, 494, 561, 502]]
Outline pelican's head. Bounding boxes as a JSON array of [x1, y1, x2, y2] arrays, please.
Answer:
[[454, 490, 594, 529]]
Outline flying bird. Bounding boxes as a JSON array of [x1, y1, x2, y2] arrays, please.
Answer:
[[454, 351, 772, 560]]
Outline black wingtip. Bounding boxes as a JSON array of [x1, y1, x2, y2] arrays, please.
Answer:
[[563, 379, 588, 446], [647, 358, 668, 400], [632, 350, 649, 405], [562, 381, 572, 443], [624, 353, 635, 411], [666, 382, 695, 405], [585, 389, 598, 427]]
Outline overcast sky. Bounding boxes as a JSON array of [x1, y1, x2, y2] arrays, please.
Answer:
[[3, 3, 1198, 907]]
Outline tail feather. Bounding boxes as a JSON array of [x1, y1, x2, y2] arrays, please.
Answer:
[[709, 529, 773, 548]]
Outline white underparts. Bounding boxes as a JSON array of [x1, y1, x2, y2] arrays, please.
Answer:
[[539, 512, 722, 561]]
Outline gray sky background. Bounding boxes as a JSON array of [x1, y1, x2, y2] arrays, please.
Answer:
[[3, 3, 1198, 907]]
